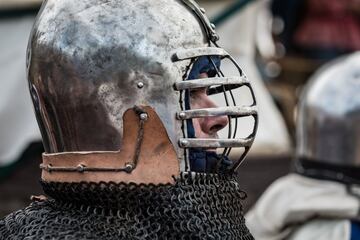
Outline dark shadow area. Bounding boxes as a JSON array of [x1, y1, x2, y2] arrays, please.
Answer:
[[0, 142, 44, 218], [237, 155, 292, 212]]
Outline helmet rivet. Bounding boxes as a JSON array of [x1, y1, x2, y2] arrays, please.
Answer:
[[210, 23, 216, 29], [140, 113, 148, 121], [178, 112, 186, 119], [200, 8, 206, 13], [180, 139, 189, 147], [125, 163, 134, 173], [137, 82, 144, 88], [77, 164, 85, 173]]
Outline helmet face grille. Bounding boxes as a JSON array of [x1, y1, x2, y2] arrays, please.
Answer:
[[173, 47, 258, 173]]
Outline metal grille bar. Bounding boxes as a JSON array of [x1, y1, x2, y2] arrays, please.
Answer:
[[181, 0, 220, 42], [179, 137, 254, 148], [173, 47, 228, 61], [177, 106, 257, 120], [174, 76, 248, 90]]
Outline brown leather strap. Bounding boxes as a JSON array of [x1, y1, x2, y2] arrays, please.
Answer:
[[41, 106, 179, 184]]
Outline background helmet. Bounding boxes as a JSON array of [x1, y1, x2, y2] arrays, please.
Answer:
[[27, 0, 258, 183], [296, 52, 360, 184]]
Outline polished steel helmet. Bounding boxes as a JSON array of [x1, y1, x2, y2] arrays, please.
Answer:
[[296, 52, 360, 184], [27, 0, 258, 184]]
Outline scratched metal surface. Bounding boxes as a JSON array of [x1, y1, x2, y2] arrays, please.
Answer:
[[27, 0, 207, 162]]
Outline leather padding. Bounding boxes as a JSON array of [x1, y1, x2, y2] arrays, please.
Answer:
[[42, 106, 179, 184]]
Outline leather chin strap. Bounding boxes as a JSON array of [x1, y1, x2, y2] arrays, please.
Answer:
[[41, 106, 179, 184]]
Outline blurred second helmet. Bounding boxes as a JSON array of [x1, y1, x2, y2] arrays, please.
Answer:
[[296, 52, 360, 184]]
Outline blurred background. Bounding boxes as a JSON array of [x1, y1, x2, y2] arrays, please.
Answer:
[[0, 0, 359, 217]]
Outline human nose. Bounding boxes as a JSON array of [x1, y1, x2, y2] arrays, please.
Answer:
[[200, 96, 229, 135]]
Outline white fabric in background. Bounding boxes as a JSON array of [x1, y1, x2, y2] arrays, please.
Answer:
[[202, 0, 291, 156], [0, 15, 41, 167], [246, 174, 359, 240]]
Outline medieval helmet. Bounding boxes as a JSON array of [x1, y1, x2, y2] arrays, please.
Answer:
[[27, 0, 258, 184], [295, 52, 360, 184]]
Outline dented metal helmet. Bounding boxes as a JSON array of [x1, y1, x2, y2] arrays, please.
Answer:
[[27, 0, 258, 184], [296, 52, 360, 184]]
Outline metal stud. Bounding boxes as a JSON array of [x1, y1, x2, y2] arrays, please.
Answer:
[[179, 139, 189, 147], [178, 112, 186, 120], [137, 82, 144, 88], [140, 113, 148, 121], [200, 7, 206, 13], [210, 23, 216, 29], [125, 163, 134, 173], [77, 164, 85, 173]]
